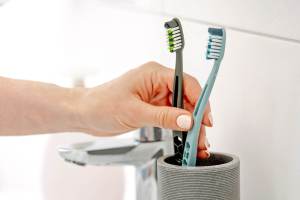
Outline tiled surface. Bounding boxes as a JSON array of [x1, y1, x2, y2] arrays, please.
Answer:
[[163, 0, 300, 42]]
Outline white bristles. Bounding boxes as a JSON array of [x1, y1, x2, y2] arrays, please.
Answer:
[[173, 46, 182, 51], [173, 40, 182, 44], [173, 37, 181, 41], [210, 35, 223, 40], [166, 24, 184, 52], [208, 49, 221, 53], [207, 45, 221, 50], [210, 38, 222, 43], [174, 42, 182, 46], [174, 43, 181, 48], [209, 42, 222, 46], [172, 29, 180, 34], [207, 35, 224, 59], [207, 50, 221, 59], [206, 28, 225, 59], [171, 27, 179, 31], [208, 52, 219, 56], [172, 33, 181, 38], [207, 56, 218, 59]]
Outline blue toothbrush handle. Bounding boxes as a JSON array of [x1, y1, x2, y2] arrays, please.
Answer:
[[182, 84, 207, 166], [182, 60, 221, 166]]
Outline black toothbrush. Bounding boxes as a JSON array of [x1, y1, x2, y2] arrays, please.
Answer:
[[164, 18, 186, 165]]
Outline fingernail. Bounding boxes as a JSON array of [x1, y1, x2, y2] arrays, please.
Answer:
[[176, 115, 192, 130], [205, 137, 210, 149], [208, 112, 214, 126]]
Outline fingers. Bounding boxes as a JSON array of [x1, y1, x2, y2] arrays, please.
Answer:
[[141, 62, 213, 127], [198, 150, 210, 159], [139, 62, 213, 159], [168, 93, 213, 127], [138, 102, 212, 160], [197, 125, 210, 159], [137, 101, 193, 131]]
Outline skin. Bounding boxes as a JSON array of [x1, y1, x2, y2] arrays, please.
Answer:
[[0, 62, 212, 158]]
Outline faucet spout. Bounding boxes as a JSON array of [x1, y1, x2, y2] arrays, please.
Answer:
[[58, 128, 174, 200]]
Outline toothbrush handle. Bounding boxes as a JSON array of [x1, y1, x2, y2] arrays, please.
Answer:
[[182, 61, 221, 166], [182, 84, 207, 166], [173, 50, 183, 108], [203, 60, 221, 105], [172, 50, 186, 163]]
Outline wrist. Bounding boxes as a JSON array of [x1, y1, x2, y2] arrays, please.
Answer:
[[67, 87, 88, 132]]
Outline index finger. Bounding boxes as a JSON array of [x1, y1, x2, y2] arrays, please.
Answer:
[[155, 64, 213, 127]]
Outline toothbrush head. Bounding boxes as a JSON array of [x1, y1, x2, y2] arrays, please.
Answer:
[[206, 28, 226, 60], [164, 18, 185, 53]]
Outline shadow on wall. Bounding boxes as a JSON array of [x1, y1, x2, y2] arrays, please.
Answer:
[[42, 133, 125, 200]]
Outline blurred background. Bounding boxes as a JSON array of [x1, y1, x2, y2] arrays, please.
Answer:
[[0, 0, 300, 199]]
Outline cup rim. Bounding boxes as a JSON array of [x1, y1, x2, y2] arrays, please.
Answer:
[[157, 152, 239, 172]]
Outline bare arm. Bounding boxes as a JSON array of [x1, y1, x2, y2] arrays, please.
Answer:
[[0, 76, 79, 135], [0, 62, 212, 158]]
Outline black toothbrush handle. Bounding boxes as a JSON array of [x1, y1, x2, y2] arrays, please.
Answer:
[[164, 18, 186, 165], [172, 50, 186, 164]]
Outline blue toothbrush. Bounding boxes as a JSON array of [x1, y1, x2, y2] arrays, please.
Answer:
[[182, 27, 226, 167]]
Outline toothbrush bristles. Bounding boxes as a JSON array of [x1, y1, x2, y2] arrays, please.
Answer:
[[166, 25, 183, 53], [206, 28, 225, 60]]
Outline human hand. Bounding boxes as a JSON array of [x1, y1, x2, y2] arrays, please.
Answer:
[[74, 62, 213, 159]]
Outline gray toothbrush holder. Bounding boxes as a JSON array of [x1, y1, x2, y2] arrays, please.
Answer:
[[157, 152, 240, 200]]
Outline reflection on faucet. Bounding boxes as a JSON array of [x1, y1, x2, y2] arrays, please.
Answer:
[[138, 127, 163, 142]]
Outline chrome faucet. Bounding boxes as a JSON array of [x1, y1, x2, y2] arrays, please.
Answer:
[[58, 127, 174, 200]]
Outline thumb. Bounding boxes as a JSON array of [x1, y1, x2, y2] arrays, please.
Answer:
[[138, 102, 193, 131]]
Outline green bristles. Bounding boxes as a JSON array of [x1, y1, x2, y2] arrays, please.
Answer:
[[169, 47, 174, 52], [166, 28, 182, 53], [164, 18, 184, 53]]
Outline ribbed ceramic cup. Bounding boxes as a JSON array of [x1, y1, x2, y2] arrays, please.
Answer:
[[157, 152, 240, 200]]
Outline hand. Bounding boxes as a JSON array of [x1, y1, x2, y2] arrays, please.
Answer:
[[75, 62, 213, 159]]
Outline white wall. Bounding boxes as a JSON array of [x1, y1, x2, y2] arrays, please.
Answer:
[[0, 0, 299, 199], [159, 1, 300, 200], [0, 0, 165, 200]]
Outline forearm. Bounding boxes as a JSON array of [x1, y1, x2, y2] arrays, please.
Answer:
[[0, 77, 81, 135]]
